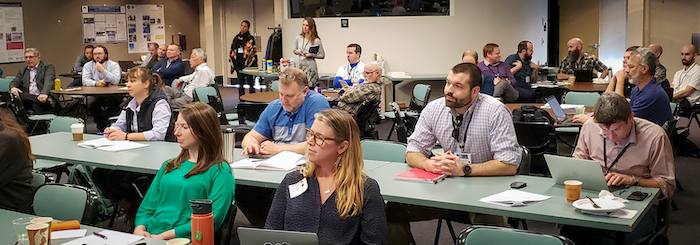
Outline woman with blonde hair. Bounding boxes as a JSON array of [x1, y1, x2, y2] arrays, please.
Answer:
[[265, 109, 388, 244], [294, 17, 325, 87], [134, 102, 235, 240]]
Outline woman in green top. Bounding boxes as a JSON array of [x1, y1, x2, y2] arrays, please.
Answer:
[[133, 102, 235, 240]]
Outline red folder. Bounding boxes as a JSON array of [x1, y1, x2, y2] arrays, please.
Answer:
[[394, 168, 447, 184]]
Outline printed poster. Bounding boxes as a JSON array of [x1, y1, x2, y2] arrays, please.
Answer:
[[0, 3, 26, 63], [81, 5, 127, 44], [126, 4, 165, 54]]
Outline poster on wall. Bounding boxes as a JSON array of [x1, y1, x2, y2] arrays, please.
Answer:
[[126, 4, 165, 54], [81, 5, 127, 44], [0, 3, 25, 63]]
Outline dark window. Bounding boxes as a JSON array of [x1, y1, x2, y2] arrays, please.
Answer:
[[289, 0, 450, 18]]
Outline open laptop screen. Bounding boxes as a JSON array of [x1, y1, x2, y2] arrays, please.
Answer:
[[545, 95, 567, 121]]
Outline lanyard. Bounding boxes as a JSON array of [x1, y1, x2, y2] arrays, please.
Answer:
[[346, 64, 358, 78], [602, 139, 632, 174], [453, 110, 474, 152], [486, 63, 501, 78]]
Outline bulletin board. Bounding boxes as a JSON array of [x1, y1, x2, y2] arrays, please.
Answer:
[[0, 3, 25, 63], [81, 5, 127, 44], [126, 4, 165, 54]]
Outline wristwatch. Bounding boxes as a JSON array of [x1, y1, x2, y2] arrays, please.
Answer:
[[462, 164, 472, 177], [632, 175, 640, 186]]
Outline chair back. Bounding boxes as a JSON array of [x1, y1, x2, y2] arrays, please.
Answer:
[[390, 102, 409, 143], [670, 102, 678, 116], [214, 75, 224, 85], [513, 121, 557, 175], [236, 102, 268, 124], [362, 140, 407, 163], [409, 84, 431, 112], [457, 225, 575, 245], [270, 80, 280, 92], [215, 200, 238, 245], [194, 86, 218, 104], [0, 77, 11, 92], [33, 183, 99, 224], [355, 100, 381, 140], [31, 171, 54, 187], [518, 145, 531, 175], [49, 116, 83, 133], [562, 91, 600, 107], [662, 117, 678, 145]]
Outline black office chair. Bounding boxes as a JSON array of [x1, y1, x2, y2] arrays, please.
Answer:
[[513, 121, 558, 176], [354, 100, 381, 140], [236, 102, 268, 125], [386, 102, 416, 143], [215, 200, 238, 245], [643, 198, 672, 245]]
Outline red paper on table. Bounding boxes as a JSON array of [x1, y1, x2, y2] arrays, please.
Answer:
[[394, 168, 447, 184]]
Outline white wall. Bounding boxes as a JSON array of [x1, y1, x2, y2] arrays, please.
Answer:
[[223, 0, 278, 81], [281, 0, 549, 75], [649, 0, 700, 76], [599, 0, 627, 74]]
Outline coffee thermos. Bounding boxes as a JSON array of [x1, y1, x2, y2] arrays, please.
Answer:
[[190, 199, 214, 245]]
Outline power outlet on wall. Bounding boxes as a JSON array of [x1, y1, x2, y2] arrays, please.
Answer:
[[341, 19, 348, 28]]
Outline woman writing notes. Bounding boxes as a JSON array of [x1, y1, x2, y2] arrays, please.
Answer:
[[92, 66, 175, 226], [295, 17, 325, 87], [134, 102, 235, 239], [265, 109, 388, 244]]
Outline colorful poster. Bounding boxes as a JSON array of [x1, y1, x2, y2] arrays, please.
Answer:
[[81, 5, 127, 44], [0, 3, 26, 63], [126, 4, 165, 54]]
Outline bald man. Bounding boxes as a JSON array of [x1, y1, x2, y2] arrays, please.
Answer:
[[672, 44, 700, 114], [557, 37, 609, 80], [649, 44, 667, 82], [462, 50, 519, 102]]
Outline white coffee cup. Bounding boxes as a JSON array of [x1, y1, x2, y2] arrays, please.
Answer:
[[70, 123, 84, 141]]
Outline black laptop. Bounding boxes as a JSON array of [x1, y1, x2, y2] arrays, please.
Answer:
[[573, 69, 593, 83]]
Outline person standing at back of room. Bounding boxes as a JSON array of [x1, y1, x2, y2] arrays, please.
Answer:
[[230, 20, 258, 96], [294, 17, 325, 88]]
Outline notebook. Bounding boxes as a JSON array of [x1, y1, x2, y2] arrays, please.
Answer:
[[545, 95, 582, 126], [544, 154, 614, 191], [238, 227, 318, 245], [394, 168, 447, 184], [308, 45, 320, 54], [230, 151, 305, 171], [77, 138, 148, 152]]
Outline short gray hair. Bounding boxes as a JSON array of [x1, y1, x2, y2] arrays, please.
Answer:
[[631, 47, 657, 75], [25, 48, 40, 57], [191, 48, 207, 62]]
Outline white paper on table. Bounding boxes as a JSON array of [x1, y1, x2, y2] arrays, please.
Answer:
[[51, 229, 87, 239], [387, 71, 412, 79], [230, 151, 305, 171], [541, 103, 585, 114], [60, 230, 144, 245], [479, 189, 552, 207], [77, 138, 148, 152], [581, 209, 638, 219]]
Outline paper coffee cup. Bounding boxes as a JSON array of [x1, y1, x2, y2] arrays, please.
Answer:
[[166, 238, 191, 245], [568, 76, 576, 84], [70, 123, 84, 141], [564, 180, 583, 203], [30, 217, 53, 241], [26, 223, 49, 245], [575, 106, 585, 115]]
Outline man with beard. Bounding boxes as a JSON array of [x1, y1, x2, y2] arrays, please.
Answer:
[[672, 44, 700, 114], [387, 63, 521, 245], [83, 45, 122, 131], [574, 48, 672, 125], [557, 37, 609, 80], [505, 41, 537, 102], [142, 42, 160, 69], [230, 20, 258, 96], [477, 43, 520, 102]]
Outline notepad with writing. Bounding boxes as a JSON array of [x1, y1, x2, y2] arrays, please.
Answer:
[[230, 151, 305, 171], [394, 168, 447, 184], [77, 138, 148, 152]]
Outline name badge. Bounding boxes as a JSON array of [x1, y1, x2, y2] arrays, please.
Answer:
[[456, 153, 471, 165], [288, 178, 308, 199], [238, 47, 244, 54]]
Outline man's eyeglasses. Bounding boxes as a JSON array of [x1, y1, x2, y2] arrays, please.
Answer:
[[279, 72, 297, 82], [24, 55, 37, 60], [305, 128, 336, 146], [363, 70, 378, 75]]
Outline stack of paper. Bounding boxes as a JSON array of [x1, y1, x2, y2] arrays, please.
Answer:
[[230, 151, 305, 171], [77, 138, 148, 152], [479, 189, 551, 207], [60, 230, 143, 245]]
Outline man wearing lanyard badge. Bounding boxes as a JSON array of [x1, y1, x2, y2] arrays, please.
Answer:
[[333, 43, 365, 88], [387, 63, 521, 245], [672, 44, 700, 114], [561, 92, 675, 245]]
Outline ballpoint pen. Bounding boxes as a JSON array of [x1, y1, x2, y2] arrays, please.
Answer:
[[93, 232, 108, 239]]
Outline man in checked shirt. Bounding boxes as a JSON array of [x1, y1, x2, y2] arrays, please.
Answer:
[[387, 63, 521, 245], [336, 61, 382, 117]]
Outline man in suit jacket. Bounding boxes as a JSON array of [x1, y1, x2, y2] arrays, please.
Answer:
[[10, 48, 57, 114], [151, 43, 186, 86]]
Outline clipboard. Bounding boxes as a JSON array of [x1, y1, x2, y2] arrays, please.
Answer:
[[308, 46, 320, 54]]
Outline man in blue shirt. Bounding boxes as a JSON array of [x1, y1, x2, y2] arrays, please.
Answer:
[[238, 67, 330, 227], [242, 67, 330, 155], [505, 41, 537, 102], [151, 44, 186, 86]]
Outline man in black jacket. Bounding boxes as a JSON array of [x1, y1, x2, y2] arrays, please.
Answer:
[[10, 48, 58, 114], [230, 20, 258, 96]]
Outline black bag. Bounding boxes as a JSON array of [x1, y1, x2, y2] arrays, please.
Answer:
[[674, 136, 700, 158], [512, 104, 555, 125]]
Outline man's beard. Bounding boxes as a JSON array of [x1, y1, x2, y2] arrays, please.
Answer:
[[682, 57, 695, 66], [567, 49, 580, 62], [524, 53, 532, 62]]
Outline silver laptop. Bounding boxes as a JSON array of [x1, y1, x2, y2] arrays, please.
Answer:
[[544, 154, 611, 191], [238, 227, 318, 245], [545, 95, 581, 126]]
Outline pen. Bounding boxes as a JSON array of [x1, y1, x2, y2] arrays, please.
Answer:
[[97, 132, 110, 135], [93, 232, 108, 239]]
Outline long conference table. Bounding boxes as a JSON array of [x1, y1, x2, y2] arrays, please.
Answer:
[[29, 132, 659, 235], [1, 209, 165, 245]]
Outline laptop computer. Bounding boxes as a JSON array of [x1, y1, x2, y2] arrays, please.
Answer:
[[544, 154, 620, 191], [573, 69, 593, 83], [238, 227, 318, 245], [544, 95, 582, 126]]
